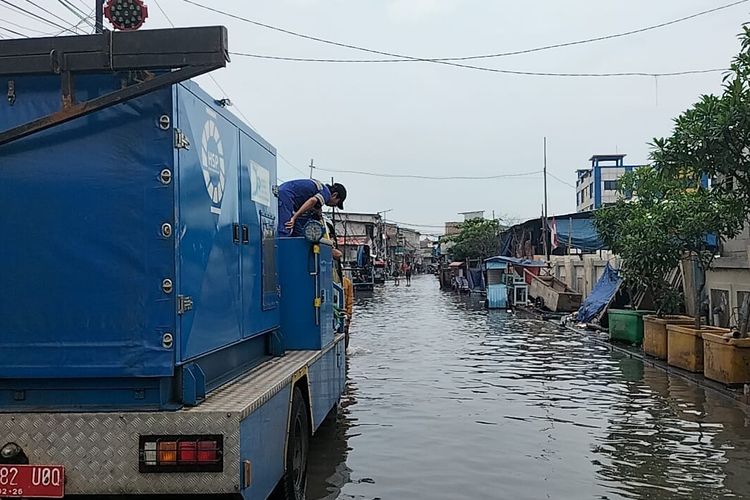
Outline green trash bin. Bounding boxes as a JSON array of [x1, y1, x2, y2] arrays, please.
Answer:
[[608, 309, 654, 345]]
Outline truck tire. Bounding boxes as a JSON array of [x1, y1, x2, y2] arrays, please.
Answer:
[[282, 387, 310, 500]]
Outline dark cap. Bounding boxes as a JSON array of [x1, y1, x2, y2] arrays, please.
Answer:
[[330, 183, 347, 210]]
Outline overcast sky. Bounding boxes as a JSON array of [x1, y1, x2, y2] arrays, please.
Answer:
[[2, 1, 746, 233]]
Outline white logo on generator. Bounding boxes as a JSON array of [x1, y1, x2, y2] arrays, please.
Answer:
[[200, 112, 225, 215]]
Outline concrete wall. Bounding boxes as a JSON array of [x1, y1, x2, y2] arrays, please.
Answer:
[[540, 253, 619, 299], [706, 223, 750, 328]]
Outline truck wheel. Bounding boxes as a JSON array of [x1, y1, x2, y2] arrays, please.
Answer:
[[283, 387, 310, 500]]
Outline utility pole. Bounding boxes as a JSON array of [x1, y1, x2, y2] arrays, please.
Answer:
[[308, 158, 314, 179], [378, 209, 393, 262], [543, 137, 550, 262], [95, 0, 103, 33]]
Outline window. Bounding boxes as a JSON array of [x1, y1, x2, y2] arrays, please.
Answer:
[[603, 180, 619, 191], [589, 184, 593, 198]]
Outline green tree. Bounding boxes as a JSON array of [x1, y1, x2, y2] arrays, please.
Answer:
[[594, 168, 745, 327], [593, 169, 684, 317], [447, 218, 502, 262], [651, 24, 750, 207], [649, 23, 750, 330]]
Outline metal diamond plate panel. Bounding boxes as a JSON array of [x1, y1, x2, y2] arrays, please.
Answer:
[[0, 340, 343, 495], [0, 411, 240, 494], [190, 349, 319, 419]]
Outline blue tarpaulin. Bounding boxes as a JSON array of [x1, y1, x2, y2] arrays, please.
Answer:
[[552, 218, 606, 251], [467, 268, 485, 291], [577, 263, 622, 323]]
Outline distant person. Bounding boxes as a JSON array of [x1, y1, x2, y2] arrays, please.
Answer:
[[393, 267, 400, 286], [277, 179, 347, 237], [405, 263, 413, 286]]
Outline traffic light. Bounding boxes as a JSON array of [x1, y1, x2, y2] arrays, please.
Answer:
[[104, 0, 149, 31]]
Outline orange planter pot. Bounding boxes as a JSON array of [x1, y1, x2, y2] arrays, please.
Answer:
[[703, 333, 750, 385], [643, 315, 695, 360], [666, 324, 730, 373]]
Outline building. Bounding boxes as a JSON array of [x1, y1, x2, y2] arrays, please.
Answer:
[[706, 226, 750, 329], [331, 212, 382, 264], [444, 221, 462, 236], [458, 210, 485, 221], [576, 154, 640, 212]]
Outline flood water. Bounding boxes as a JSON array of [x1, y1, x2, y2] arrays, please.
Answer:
[[306, 275, 750, 500]]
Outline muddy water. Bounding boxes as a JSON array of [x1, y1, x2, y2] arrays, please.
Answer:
[[305, 275, 750, 500]]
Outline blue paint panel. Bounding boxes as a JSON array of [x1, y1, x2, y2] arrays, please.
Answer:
[[593, 165, 602, 209], [0, 377, 173, 411], [240, 384, 291, 500], [0, 74, 175, 379], [239, 131, 280, 338], [278, 239, 335, 350], [176, 85, 244, 361], [308, 344, 344, 431]]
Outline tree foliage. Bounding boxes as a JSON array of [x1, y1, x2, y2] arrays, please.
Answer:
[[595, 169, 745, 319], [645, 23, 750, 328], [651, 24, 750, 208], [447, 218, 501, 262], [593, 169, 684, 316]]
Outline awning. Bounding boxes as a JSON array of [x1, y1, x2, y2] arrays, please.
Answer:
[[449, 261, 465, 268], [485, 256, 547, 267], [550, 217, 605, 251], [337, 236, 369, 246]]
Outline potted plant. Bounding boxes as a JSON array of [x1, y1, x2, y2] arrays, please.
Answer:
[[652, 25, 750, 381]]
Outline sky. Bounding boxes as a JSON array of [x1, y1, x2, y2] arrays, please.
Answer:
[[1, 1, 747, 234]]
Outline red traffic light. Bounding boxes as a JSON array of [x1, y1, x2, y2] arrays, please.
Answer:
[[103, 0, 149, 31]]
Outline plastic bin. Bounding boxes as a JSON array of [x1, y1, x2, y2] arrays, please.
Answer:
[[608, 309, 654, 345]]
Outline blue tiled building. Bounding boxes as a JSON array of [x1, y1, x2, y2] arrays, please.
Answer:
[[575, 154, 640, 212]]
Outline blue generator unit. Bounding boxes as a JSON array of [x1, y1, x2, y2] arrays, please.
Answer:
[[0, 66, 334, 411]]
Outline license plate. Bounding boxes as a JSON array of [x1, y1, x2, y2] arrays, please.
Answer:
[[0, 465, 64, 498]]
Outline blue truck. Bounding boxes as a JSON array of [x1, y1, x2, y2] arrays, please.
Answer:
[[0, 26, 345, 499]]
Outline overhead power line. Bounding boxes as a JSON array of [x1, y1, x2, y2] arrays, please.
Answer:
[[57, 0, 95, 30], [152, 0, 307, 178], [0, 0, 79, 34], [152, 0, 175, 27], [547, 172, 577, 189], [251, 0, 750, 63], [22, 0, 85, 33], [313, 167, 543, 180], [0, 25, 28, 38], [184, 0, 734, 78], [278, 153, 308, 176], [387, 219, 447, 229], [149, 0, 258, 131], [231, 52, 727, 77], [1, 16, 55, 35]]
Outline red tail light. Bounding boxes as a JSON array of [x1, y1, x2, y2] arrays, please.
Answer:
[[139, 435, 223, 473], [178, 441, 197, 463], [197, 441, 218, 463]]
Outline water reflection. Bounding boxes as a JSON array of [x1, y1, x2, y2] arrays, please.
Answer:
[[306, 276, 750, 499]]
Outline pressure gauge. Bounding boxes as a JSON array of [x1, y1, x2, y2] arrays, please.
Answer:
[[303, 220, 325, 243]]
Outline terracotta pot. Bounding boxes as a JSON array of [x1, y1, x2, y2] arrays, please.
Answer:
[[666, 324, 730, 373], [703, 333, 750, 385], [643, 315, 695, 360]]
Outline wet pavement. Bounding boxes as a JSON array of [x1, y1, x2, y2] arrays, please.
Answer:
[[306, 275, 750, 500]]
